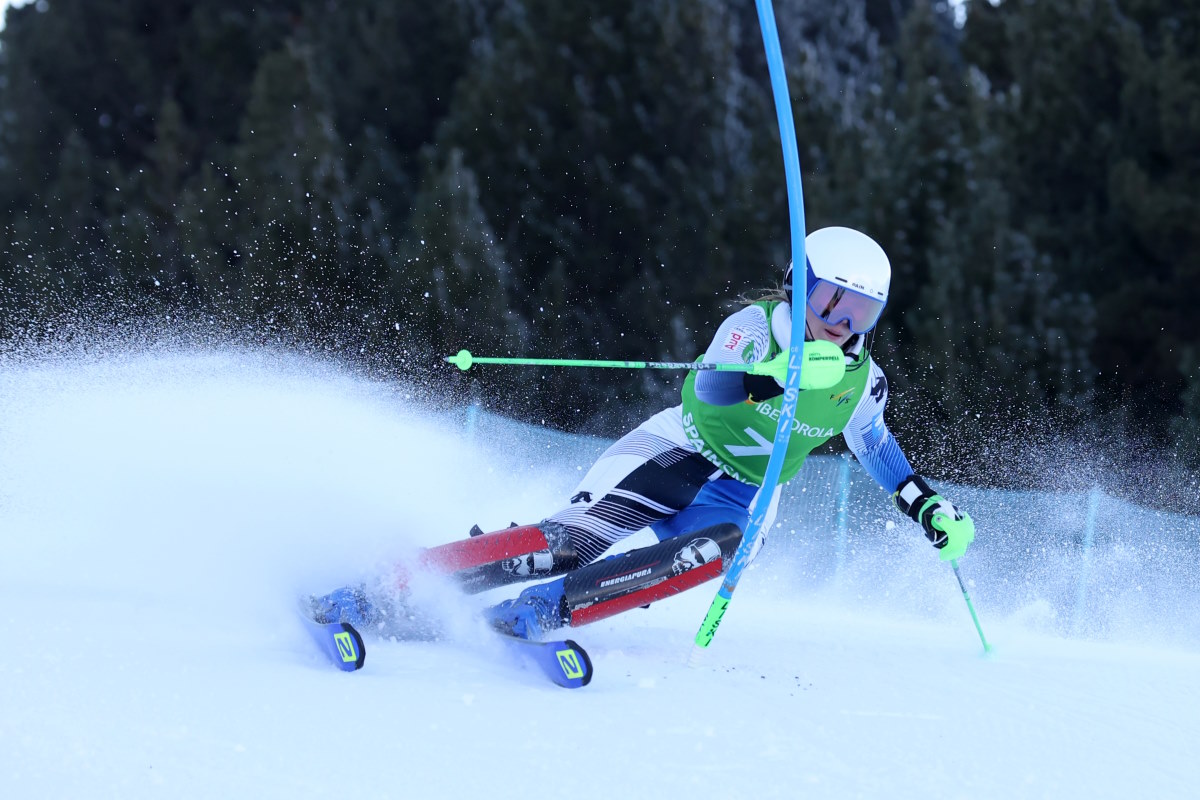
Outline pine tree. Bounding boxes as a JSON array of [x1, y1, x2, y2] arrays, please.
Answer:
[[431, 0, 771, 427], [0, 0, 308, 316], [299, 0, 491, 288], [227, 42, 359, 327], [396, 147, 525, 356], [961, 0, 1200, 447]]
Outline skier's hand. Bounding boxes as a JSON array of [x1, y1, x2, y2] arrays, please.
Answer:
[[893, 474, 975, 561], [743, 351, 793, 402], [750, 350, 790, 386], [747, 341, 846, 391], [929, 509, 974, 561]]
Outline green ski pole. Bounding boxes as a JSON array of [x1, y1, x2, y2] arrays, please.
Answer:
[[951, 559, 993, 654], [446, 342, 846, 391]]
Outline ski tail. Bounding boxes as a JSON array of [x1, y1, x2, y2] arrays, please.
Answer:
[[500, 635, 593, 688], [299, 611, 366, 671]]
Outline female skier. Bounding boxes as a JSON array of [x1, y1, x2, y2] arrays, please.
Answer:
[[312, 226, 975, 639]]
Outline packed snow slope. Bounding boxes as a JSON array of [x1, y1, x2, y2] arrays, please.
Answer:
[[1, 344, 1197, 799]]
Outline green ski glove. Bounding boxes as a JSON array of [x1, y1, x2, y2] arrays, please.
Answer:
[[748, 340, 847, 390], [893, 474, 975, 561], [929, 509, 975, 561]]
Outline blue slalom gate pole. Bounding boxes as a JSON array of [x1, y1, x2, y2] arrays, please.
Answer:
[[693, 0, 807, 653]]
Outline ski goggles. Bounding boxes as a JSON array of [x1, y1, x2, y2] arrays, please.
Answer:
[[806, 278, 886, 334]]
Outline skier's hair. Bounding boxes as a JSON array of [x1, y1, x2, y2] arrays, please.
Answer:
[[731, 286, 789, 310]]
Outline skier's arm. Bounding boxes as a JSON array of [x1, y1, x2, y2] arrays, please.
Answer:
[[841, 363, 914, 490], [693, 305, 773, 406], [843, 361, 974, 561]]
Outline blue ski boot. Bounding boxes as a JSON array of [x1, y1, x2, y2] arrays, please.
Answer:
[[308, 584, 443, 640], [485, 579, 568, 640], [307, 584, 382, 628]]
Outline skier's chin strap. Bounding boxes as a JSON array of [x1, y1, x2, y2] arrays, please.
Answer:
[[843, 332, 865, 356]]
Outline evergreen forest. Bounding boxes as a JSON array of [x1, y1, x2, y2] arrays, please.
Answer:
[[1, 0, 1197, 508]]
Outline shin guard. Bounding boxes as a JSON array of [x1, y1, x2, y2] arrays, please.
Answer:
[[561, 523, 743, 627], [396, 520, 578, 594]]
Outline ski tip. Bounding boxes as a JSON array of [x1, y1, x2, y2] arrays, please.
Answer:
[[535, 638, 592, 688], [335, 623, 367, 671], [299, 610, 367, 672], [559, 639, 593, 688], [499, 634, 593, 688]]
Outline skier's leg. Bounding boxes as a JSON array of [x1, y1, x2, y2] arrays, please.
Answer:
[[410, 406, 721, 593], [313, 408, 721, 628], [307, 521, 578, 631], [650, 477, 783, 563], [485, 469, 784, 639], [563, 521, 746, 626], [542, 406, 725, 564], [649, 473, 761, 541], [424, 520, 579, 594], [485, 522, 744, 638]]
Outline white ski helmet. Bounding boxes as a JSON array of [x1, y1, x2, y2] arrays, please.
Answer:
[[783, 227, 891, 334]]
